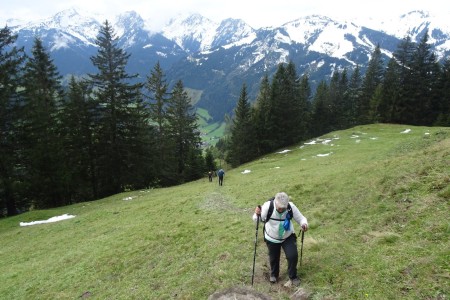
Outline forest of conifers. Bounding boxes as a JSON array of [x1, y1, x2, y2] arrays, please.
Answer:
[[1, 20, 449, 217], [221, 31, 450, 167]]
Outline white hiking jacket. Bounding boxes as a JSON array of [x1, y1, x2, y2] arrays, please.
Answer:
[[252, 200, 307, 243]]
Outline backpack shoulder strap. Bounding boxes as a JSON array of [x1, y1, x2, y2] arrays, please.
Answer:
[[287, 203, 293, 219], [266, 198, 293, 221], [266, 197, 275, 221]]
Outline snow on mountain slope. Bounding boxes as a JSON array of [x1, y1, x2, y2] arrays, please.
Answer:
[[283, 15, 374, 59]]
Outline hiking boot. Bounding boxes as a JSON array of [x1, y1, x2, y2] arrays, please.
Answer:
[[269, 276, 277, 283], [283, 277, 300, 287]]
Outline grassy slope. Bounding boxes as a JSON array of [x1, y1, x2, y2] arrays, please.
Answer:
[[0, 124, 449, 300]]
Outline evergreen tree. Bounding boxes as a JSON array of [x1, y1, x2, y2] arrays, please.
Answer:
[[435, 58, 450, 126], [21, 37, 66, 208], [88, 20, 149, 196], [166, 80, 202, 183], [0, 26, 25, 216], [327, 71, 340, 130], [409, 30, 441, 125], [60, 77, 99, 201], [391, 35, 416, 124], [204, 148, 217, 172], [379, 58, 401, 123], [337, 69, 349, 129], [346, 65, 362, 127], [311, 80, 331, 137], [296, 73, 312, 141], [227, 83, 256, 167], [269, 62, 303, 147], [359, 44, 384, 124], [145, 61, 170, 185], [252, 74, 275, 155]]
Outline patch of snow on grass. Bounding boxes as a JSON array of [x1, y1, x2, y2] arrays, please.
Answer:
[[277, 149, 291, 154], [20, 214, 75, 227], [316, 152, 332, 157]]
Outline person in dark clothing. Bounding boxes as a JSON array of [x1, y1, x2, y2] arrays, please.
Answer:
[[208, 171, 213, 182], [253, 192, 308, 287], [217, 169, 225, 186]]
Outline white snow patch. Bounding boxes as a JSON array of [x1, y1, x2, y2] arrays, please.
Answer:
[[277, 149, 291, 154], [401, 129, 411, 134], [241, 169, 251, 174], [316, 152, 332, 157], [20, 214, 75, 227]]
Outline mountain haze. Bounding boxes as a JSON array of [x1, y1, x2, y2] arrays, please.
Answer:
[[5, 8, 450, 120]]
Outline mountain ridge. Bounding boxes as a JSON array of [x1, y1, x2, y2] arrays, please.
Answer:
[[5, 8, 450, 120]]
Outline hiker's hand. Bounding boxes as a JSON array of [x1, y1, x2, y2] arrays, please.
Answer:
[[301, 224, 308, 232], [255, 206, 261, 215]]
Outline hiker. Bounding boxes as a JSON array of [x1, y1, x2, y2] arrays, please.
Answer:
[[208, 171, 213, 182], [253, 192, 308, 287], [217, 169, 225, 186]]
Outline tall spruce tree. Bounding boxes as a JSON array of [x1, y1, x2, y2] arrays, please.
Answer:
[[21, 37, 66, 208], [88, 20, 149, 196], [227, 83, 256, 167], [296, 73, 312, 141], [346, 65, 362, 127], [359, 44, 384, 124], [166, 80, 202, 183], [379, 58, 401, 123], [252, 74, 275, 155], [270, 62, 302, 147], [435, 58, 450, 126], [311, 80, 331, 137], [0, 26, 25, 216], [145, 61, 171, 185], [391, 35, 416, 124], [327, 71, 340, 130], [60, 76, 99, 201], [409, 30, 441, 125]]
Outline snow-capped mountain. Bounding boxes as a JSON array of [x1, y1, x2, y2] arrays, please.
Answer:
[[4, 8, 450, 120]]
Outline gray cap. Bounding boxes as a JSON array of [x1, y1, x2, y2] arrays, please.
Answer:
[[274, 192, 289, 208]]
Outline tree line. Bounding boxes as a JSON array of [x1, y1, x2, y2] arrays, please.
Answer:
[[222, 31, 450, 167], [0, 21, 216, 217]]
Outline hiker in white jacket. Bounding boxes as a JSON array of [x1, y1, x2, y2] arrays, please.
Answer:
[[253, 192, 308, 287]]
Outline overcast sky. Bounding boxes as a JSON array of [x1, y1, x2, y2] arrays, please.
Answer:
[[1, 0, 448, 29]]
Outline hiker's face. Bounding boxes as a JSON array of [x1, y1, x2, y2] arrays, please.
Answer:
[[276, 206, 286, 213]]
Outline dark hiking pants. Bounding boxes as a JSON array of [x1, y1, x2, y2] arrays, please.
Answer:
[[265, 233, 298, 279]]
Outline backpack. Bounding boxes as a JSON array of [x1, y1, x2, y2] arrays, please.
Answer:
[[265, 197, 292, 222], [218, 169, 224, 176], [261, 197, 293, 241]]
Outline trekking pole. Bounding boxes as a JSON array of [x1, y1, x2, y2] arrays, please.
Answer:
[[251, 214, 260, 286], [300, 229, 305, 267]]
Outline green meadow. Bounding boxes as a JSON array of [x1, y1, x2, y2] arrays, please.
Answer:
[[1, 124, 448, 299]]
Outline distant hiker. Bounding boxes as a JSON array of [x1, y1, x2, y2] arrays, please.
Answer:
[[208, 171, 213, 182], [217, 169, 225, 186], [253, 192, 308, 287]]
